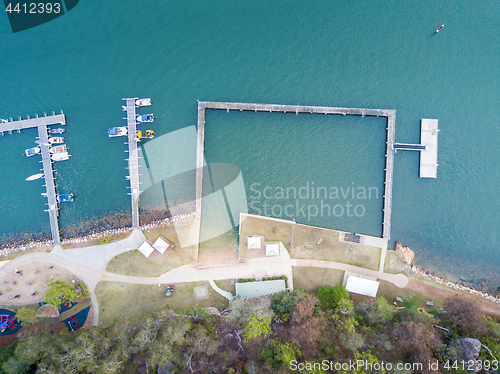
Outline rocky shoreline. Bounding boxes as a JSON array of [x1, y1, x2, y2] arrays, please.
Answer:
[[411, 265, 500, 305], [0, 211, 195, 258]]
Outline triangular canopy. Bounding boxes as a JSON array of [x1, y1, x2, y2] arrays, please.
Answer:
[[247, 236, 261, 250], [138, 241, 155, 257], [265, 243, 280, 256], [153, 237, 172, 254]]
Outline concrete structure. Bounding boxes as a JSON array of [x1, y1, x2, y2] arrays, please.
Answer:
[[0, 112, 66, 244], [420, 119, 439, 178], [196, 101, 397, 240], [235, 279, 286, 300], [123, 98, 141, 228], [344, 275, 380, 297]]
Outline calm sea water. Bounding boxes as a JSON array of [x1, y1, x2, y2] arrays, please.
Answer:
[[0, 1, 499, 291]]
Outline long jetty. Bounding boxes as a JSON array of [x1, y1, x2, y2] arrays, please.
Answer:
[[0, 113, 66, 244], [123, 98, 141, 228], [196, 101, 396, 240]]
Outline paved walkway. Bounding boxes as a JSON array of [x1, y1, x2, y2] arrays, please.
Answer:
[[292, 259, 408, 288], [0, 231, 408, 326], [209, 280, 233, 302]]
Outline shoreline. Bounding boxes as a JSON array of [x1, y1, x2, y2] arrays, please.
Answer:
[[0, 211, 195, 257], [1, 214, 499, 307], [411, 265, 500, 305]]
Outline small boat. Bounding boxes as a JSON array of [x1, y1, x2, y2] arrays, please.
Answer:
[[136, 114, 155, 123], [136, 130, 154, 139], [435, 24, 444, 33], [108, 127, 128, 137], [25, 147, 41, 157], [1, 119, 8, 123], [57, 193, 74, 202], [51, 151, 70, 161], [49, 145, 68, 154], [26, 173, 44, 181], [48, 137, 64, 144], [136, 98, 152, 107], [122, 106, 127, 111], [48, 128, 65, 134]]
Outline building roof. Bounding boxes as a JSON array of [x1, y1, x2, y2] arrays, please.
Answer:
[[345, 275, 380, 297], [235, 280, 286, 300], [138, 240, 155, 258], [153, 236, 173, 254], [265, 243, 280, 256], [247, 236, 261, 250]]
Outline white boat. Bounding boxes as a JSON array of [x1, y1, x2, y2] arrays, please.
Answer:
[[1, 119, 8, 123], [49, 145, 68, 154], [48, 137, 64, 144], [26, 173, 44, 181], [51, 151, 70, 161], [25, 147, 41, 157], [122, 106, 127, 111], [136, 114, 155, 123], [108, 127, 128, 137], [136, 98, 152, 107]]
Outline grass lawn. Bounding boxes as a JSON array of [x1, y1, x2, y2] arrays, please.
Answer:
[[106, 225, 194, 276], [198, 230, 239, 266], [95, 280, 231, 327], [383, 250, 408, 274], [240, 214, 381, 270], [62, 230, 133, 249], [292, 267, 345, 292]]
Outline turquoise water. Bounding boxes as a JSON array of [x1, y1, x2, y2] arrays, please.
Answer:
[[0, 1, 499, 291]]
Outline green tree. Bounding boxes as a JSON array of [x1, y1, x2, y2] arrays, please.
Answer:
[[260, 339, 300, 370], [43, 278, 77, 310], [316, 285, 349, 311], [340, 350, 385, 374], [243, 316, 272, 344], [376, 296, 396, 322], [16, 307, 41, 327], [271, 290, 299, 322]]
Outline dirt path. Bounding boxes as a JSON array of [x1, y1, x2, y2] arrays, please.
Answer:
[[407, 279, 500, 316]]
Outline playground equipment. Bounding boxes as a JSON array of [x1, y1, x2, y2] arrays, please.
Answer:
[[0, 315, 17, 333]]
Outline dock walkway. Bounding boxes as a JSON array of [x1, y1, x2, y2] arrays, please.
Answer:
[[196, 101, 396, 240], [123, 98, 141, 228], [0, 113, 66, 244]]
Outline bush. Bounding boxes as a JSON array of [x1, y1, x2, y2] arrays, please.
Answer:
[[316, 285, 349, 311]]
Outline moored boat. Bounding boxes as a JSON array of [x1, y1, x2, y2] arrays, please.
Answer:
[[49, 145, 68, 154], [57, 193, 74, 202], [26, 173, 44, 181], [136, 98, 152, 107], [51, 151, 70, 161], [25, 147, 41, 157], [136, 114, 155, 123], [48, 128, 65, 134], [136, 130, 154, 139], [108, 127, 128, 137], [48, 137, 64, 144]]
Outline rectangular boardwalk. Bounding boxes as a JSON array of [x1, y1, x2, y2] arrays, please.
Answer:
[[196, 101, 396, 240], [0, 113, 66, 244], [420, 119, 439, 178], [123, 98, 141, 228]]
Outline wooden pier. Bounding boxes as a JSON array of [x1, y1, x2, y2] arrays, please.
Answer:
[[0, 113, 66, 244], [123, 98, 141, 228], [196, 101, 396, 240]]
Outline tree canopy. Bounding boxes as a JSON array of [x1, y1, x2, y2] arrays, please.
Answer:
[[43, 278, 77, 310]]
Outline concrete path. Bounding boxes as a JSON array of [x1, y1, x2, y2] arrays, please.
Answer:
[[292, 259, 408, 288], [209, 280, 233, 302], [0, 231, 409, 327], [51, 229, 145, 270]]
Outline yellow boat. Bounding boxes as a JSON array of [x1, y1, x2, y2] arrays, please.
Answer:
[[136, 130, 154, 139]]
